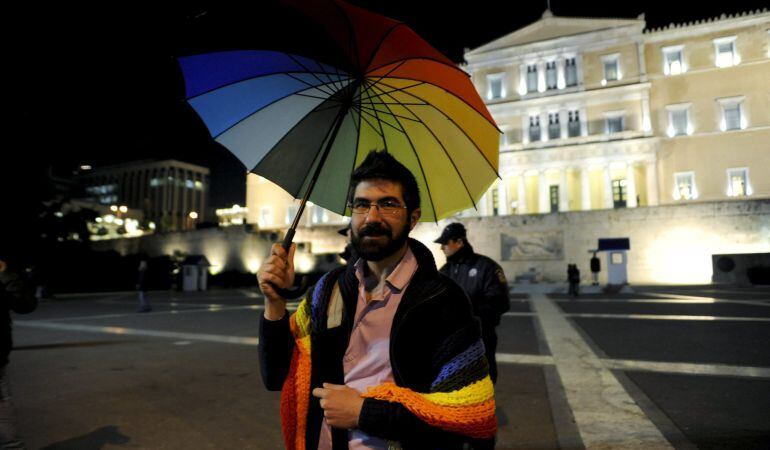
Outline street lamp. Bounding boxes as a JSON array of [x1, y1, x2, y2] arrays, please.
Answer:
[[188, 211, 199, 231], [119, 205, 128, 214]]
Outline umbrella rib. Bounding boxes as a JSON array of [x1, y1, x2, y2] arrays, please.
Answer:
[[294, 92, 340, 102], [362, 80, 438, 221], [371, 80, 500, 179], [372, 75, 500, 132], [350, 105, 384, 139], [358, 104, 420, 123], [343, 106, 365, 216], [283, 72, 337, 97], [360, 80, 389, 144], [377, 92, 478, 211], [209, 79, 343, 140], [364, 60, 408, 93], [367, 56, 472, 81], [186, 70, 348, 102], [352, 105, 389, 138], [284, 56, 338, 97], [362, 23, 408, 71]]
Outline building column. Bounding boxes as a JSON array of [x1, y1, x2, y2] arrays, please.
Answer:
[[645, 160, 660, 206], [478, 191, 489, 216], [603, 166, 614, 209], [556, 57, 566, 89], [539, 170, 550, 213], [497, 180, 509, 215], [559, 168, 569, 212], [626, 163, 638, 208], [641, 95, 652, 134], [581, 167, 592, 210], [517, 173, 527, 214], [559, 110, 569, 139]]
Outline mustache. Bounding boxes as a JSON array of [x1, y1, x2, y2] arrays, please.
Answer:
[[357, 224, 392, 237]]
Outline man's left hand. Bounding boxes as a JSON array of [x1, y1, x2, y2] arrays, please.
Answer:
[[312, 383, 364, 429]]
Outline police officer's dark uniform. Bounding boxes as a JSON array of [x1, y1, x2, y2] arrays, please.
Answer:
[[435, 223, 510, 383]]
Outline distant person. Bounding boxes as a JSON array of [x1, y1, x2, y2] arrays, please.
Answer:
[[1, 251, 37, 449], [136, 260, 151, 313], [590, 253, 601, 286], [567, 264, 581, 298], [435, 222, 510, 384]]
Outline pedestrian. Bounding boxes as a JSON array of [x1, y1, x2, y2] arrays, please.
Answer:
[[434, 222, 510, 384], [136, 259, 151, 313], [567, 264, 581, 298], [590, 253, 601, 286], [258, 150, 496, 449], [1, 251, 37, 449]]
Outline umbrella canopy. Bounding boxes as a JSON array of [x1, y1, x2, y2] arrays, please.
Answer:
[[178, 0, 500, 223]]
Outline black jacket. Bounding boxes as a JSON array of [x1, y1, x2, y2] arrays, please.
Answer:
[[1, 270, 37, 367], [259, 239, 494, 449], [439, 244, 510, 328]]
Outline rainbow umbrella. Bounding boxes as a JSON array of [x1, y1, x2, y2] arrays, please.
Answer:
[[179, 0, 499, 245]]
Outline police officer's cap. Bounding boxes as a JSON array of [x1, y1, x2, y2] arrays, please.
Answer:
[[434, 223, 467, 244]]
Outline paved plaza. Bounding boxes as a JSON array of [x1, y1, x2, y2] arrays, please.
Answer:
[[7, 284, 770, 449]]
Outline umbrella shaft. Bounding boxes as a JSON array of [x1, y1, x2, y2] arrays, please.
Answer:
[[282, 102, 349, 251]]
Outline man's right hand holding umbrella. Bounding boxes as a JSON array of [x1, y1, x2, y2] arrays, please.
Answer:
[[257, 243, 296, 321]]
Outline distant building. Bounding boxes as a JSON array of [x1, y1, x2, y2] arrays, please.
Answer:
[[462, 8, 769, 215], [80, 159, 210, 231]]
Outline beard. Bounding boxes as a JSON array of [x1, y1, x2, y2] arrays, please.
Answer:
[[351, 220, 409, 262]]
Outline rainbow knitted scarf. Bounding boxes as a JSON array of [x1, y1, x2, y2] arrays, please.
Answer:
[[279, 274, 497, 450]]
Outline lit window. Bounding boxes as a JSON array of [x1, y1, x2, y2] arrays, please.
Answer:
[[546, 61, 557, 90], [185, 180, 195, 189], [714, 36, 739, 67], [548, 112, 561, 140], [601, 54, 620, 85], [673, 172, 698, 200], [150, 178, 161, 187], [662, 45, 685, 75], [499, 129, 510, 148], [487, 73, 505, 100], [528, 115, 541, 142], [568, 110, 581, 137], [526, 65, 538, 93], [717, 97, 746, 131], [565, 57, 578, 87], [604, 112, 624, 134], [194, 180, 203, 190], [666, 104, 691, 137], [726, 168, 752, 197]]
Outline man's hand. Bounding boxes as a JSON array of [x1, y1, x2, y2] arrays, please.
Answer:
[[257, 243, 296, 320], [312, 383, 364, 429]]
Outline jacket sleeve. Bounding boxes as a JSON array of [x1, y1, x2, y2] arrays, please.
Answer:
[[258, 311, 294, 391], [0, 271, 37, 315], [357, 293, 497, 448], [476, 261, 509, 326]]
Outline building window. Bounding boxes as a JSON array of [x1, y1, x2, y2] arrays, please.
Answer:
[[605, 112, 624, 134], [568, 110, 581, 137], [662, 45, 685, 75], [526, 65, 538, 93], [666, 104, 691, 137], [714, 36, 739, 67], [528, 115, 541, 142], [612, 179, 627, 208], [601, 54, 620, 85], [185, 179, 195, 189], [311, 205, 329, 224], [487, 73, 505, 100], [565, 57, 577, 87], [717, 97, 745, 131], [491, 187, 499, 216], [150, 178, 161, 187], [673, 172, 698, 200], [285, 205, 299, 225], [259, 207, 274, 228], [548, 113, 561, 140], [549, 186, 559, 213], [545, 61, 557, 90], [194, 180, 204, 190], [726, 168, 752, 197]]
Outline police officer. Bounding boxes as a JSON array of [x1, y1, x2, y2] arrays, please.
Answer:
[[435, 223, 510, 383]]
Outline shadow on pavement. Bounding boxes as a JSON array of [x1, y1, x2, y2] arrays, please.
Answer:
[[40, 426, 130, 449]]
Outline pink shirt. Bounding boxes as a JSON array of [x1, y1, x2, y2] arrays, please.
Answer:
[[318, 247, 418, 450]]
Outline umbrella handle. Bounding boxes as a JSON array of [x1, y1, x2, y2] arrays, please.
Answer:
[[268, 228, 309, 300]]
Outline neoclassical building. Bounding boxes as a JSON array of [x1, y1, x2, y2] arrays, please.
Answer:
[[463, 9, 769, 217]]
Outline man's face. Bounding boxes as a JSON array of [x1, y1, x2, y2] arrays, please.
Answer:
[[350, 179, 420, 261], [440, 238, 464, 258]]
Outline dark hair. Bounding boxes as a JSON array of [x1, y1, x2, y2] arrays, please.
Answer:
[[348, 150, 421, 213]]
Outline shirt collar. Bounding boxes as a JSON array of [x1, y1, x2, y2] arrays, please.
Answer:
[[354, 246, 418, 293]]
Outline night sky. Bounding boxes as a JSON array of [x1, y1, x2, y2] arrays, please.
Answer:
[[7, 0, 769, 209]]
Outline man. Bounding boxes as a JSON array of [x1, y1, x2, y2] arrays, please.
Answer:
[[1, 252, 37, 449], [258, 151, 496, 450], [434, 223, 509, 384]]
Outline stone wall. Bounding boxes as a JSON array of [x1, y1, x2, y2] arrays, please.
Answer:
[[94, 200, 770, 285], [411, 199, 770, 285]]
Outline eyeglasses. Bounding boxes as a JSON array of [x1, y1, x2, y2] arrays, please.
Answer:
[[348, 199, 407, 215]]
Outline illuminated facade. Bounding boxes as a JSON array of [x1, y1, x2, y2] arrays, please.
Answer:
[[81, 159, 210, 232], [463, 9, 770, 216]]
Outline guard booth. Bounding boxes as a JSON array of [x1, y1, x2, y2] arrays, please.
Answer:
[[597, 238, 630, 285], [182, 255, 211, 292]]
